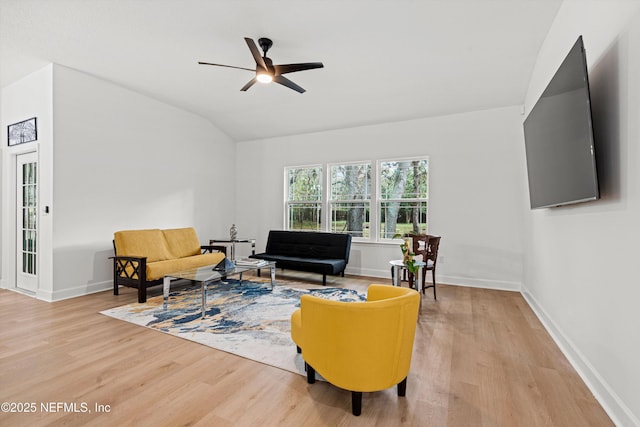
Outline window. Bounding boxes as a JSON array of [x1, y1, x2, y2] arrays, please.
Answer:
[[329, 162, 371, 237], [285, 157, 428, 242], [285, 166, 322, 231], [378, 159, 428, 239]]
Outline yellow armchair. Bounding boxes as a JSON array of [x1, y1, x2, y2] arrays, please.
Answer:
[[290, 284, 420, 416]]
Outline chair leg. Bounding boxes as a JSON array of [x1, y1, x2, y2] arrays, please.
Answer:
[[432, 268, 437, 300], [423, 269, 437, 300], [351, 391, 362, 416], [306, 364, 316, 384], [397, 377, 407, 396]]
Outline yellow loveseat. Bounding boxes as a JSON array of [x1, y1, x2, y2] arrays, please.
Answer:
[[112, 227, 226, 303], [290, 284, 420, 416]]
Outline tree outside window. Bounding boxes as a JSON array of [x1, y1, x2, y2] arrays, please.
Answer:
[[379, 159, 428, 239], [286, 166, 322, 231], [330, 163, 371, 237]]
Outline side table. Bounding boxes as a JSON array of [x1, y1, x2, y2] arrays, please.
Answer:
[[389, 259, 426, 294], [209, 238, 256, 261]]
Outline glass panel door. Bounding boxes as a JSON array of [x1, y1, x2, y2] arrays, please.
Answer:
[[16, 152, 38, 292]]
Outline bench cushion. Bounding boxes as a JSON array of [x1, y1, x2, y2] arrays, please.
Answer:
[[114, 229, 171, 262], [252, 254, 346, 275]]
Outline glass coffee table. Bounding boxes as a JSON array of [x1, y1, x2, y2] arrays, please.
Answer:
[[162, 261, 276, 318]]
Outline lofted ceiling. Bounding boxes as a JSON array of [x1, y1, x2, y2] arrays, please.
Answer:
[[0, 0, 563, 142]]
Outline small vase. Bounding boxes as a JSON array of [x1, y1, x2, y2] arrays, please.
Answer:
[[230, 224, 238, 241]]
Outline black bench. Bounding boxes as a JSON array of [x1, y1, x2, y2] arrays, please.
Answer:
[[250, 230, 352, 285]]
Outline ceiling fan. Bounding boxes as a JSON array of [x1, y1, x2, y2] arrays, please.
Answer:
[[198, 37, 324, 93]]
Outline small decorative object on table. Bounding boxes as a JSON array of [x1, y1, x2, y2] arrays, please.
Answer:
[[395, 234, 420, 288], [230, 224, 238, 240]]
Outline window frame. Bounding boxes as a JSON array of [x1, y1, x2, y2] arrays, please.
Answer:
[[327, 160, 373, 242], [284, 156, 429, 243], [377, 157, 429, 242], [284, 164, 323, 232]]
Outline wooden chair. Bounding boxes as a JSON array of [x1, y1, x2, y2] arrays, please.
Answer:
[[401, 234, 441, 299]]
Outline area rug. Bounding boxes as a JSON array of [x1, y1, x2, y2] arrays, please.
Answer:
[[100, 278, 366, 377]]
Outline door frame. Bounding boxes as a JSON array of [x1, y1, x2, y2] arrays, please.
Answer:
[[15, 151, 39, 293], [1, 146, 39, 296]]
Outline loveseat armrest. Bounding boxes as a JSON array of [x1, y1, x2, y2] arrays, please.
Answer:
[[111, 255, 148, 280], [111, 255, 148, 302], [201, 245, 227, 255]]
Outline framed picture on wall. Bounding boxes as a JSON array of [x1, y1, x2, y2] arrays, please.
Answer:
[[8, 117, 37, 146]]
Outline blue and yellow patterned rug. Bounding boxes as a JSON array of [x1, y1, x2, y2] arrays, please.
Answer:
[[101, 278, 365, 376]]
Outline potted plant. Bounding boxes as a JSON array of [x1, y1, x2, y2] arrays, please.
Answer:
[[395, 234, 419, 288]]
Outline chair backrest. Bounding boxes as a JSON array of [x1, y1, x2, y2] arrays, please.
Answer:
[[425, 235, 441, 267], [113, 229, 172, 262], [299, 285, 419, 392], [162, 227, 201, 258], [404, 234, 430, 260], [114, 227, 203, 261]]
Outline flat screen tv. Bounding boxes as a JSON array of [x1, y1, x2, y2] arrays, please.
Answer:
[[523, 35, 599, 209]]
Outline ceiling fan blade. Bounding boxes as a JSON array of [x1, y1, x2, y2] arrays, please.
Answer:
[[274, 62, 324, 75], [273, 75, 305, 93], [198, 62, 254, 72], [244, 37, 268, 70], [240, 77, 258, 92]]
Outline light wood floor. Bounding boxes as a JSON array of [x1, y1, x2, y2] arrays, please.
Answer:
[[0, 272, 612, 427]]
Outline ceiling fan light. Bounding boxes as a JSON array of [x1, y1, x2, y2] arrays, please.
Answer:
[[257, 73, 273, 84]]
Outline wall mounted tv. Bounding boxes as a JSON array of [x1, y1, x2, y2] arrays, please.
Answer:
[[523, 35, 599, 209]]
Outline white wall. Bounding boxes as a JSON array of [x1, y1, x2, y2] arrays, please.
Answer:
[[522, 1, 640, 425], [1, 65, 236, 300], [235, 106, 527, 290], [48, 65, 236, 300], [0, 64, 54, 299]]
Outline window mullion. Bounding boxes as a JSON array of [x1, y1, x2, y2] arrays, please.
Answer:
[[324, 166, 330, 232], [371, 161, 380, 243]]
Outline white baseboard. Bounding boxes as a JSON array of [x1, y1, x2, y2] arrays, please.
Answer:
[[346, 267, 521, 292], [1, 276, 112, 302], [438, 274, 520, 291], [39, 280, 112, 302], [346, 266, 393, 281], [521, 286, 639, 427]]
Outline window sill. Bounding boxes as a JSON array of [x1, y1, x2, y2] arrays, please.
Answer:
[[351, 239, 402, 247]]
